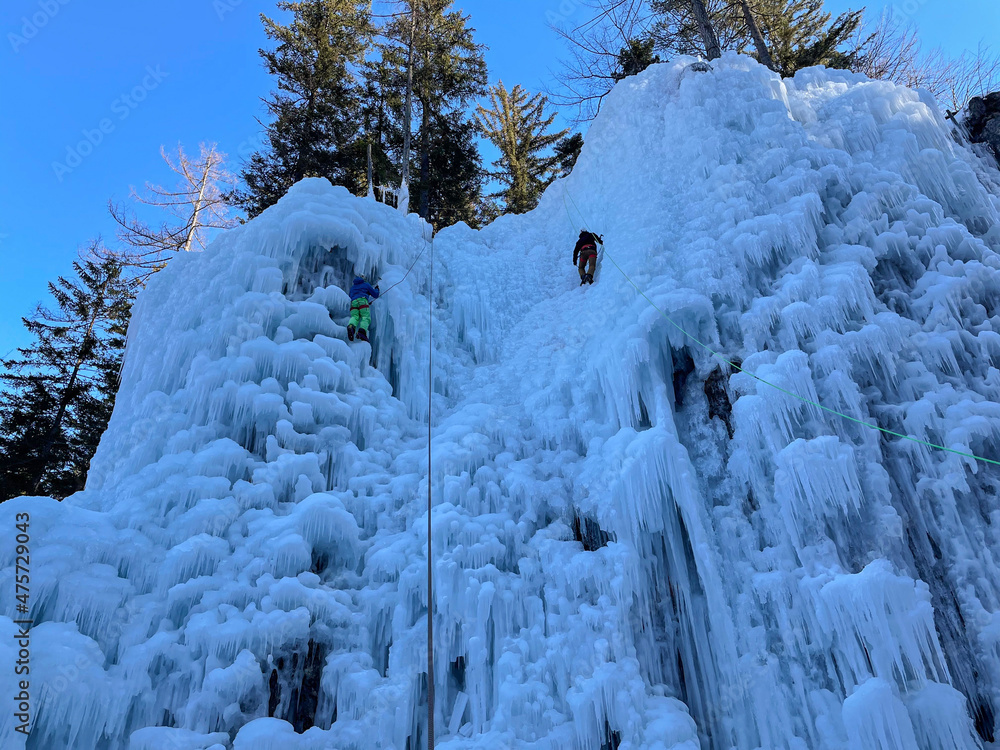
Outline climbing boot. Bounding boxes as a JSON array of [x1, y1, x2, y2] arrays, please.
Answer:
[[357, 328, 369, 342], [347, 325, 356, 341], [585, 273, 594, 284]]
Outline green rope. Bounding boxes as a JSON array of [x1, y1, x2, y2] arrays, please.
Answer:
[[559, 187, 1000, 467]]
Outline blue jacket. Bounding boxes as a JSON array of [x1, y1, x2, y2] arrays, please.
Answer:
[[349, 277, 380, 303]]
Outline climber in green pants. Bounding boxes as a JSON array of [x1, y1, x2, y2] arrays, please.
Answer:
[[348, 274, 380, 342]]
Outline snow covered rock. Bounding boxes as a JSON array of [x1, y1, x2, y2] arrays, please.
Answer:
[[2, 53, 999, 750], [963, 91, 1000, 163]]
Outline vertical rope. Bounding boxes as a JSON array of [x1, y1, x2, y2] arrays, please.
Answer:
[[426, 232, 435, 748]]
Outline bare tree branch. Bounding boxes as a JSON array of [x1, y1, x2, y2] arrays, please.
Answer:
[[549, 0, 656, 122], [108, 143, 238, 283], [853, 11, 1000, 112]]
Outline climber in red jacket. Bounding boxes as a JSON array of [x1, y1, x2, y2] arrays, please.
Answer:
[[573, 230, 603, 285]]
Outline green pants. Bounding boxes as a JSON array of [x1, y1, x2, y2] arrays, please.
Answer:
[[349, 299, 371, 332]]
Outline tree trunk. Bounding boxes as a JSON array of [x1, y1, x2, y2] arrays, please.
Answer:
[[367, 142, 374, 198], [739, 0, 775, 70], [295, 91, 316, 184], [401, 4, 415, 185], [419, 102, 430, 220], [689, 0, 722, 60], [182, 156, 212, 253], [29, 292, 106, 494], [418, 8, 430, 221]]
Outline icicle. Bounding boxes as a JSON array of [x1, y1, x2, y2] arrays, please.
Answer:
[[5, 55, 1000, 750]]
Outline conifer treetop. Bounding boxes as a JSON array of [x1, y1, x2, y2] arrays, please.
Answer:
[[477, 81, 569, 215]]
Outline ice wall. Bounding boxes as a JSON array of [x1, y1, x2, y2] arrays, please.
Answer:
[[2, 55, 1000, 750]]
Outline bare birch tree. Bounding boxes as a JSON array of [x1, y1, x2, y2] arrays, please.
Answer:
[[108, 143, 237, 280]]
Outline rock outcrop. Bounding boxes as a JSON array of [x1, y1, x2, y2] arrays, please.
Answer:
[[962, 91, 1000, 161]]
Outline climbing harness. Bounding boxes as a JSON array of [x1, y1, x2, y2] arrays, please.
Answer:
[[572, 227, 605, 286], [349, 235, 429, 344], [558, 187, 1000, 467], [577, 243, 599, 285]]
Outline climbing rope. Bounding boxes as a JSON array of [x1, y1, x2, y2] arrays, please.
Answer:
[[426, 231, 436, 748], [354, 225, 436, 744], [377, 236, 431, 298], [559, 188, 1000, 467]]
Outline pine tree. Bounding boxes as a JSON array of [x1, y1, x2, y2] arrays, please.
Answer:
[[554, 133, 584, 179], [553, 0, 739, 120], [0, 249, 136, 501], [647, 0, 863, 76], [615, 38, 661, 81], [359, 57, 404, 199], [377, 0, 488, 227], [230, 0, 374, 217], [557, 0, 936, 123], [477, 82, 569, 215], [757, 0, 864, 76], [650, 0, 739, 60], [423, 111, 484, 227]]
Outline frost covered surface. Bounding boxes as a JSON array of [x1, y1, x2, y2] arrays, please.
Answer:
[[2, 54, 1000, 749]]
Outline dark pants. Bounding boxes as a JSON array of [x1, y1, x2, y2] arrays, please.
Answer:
[[578, 249, 597, 280]]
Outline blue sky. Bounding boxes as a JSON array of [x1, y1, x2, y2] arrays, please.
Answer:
[[0, 0, 996, 356]]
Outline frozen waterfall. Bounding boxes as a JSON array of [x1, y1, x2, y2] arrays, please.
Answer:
[[2, 54, 1000, 750]]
